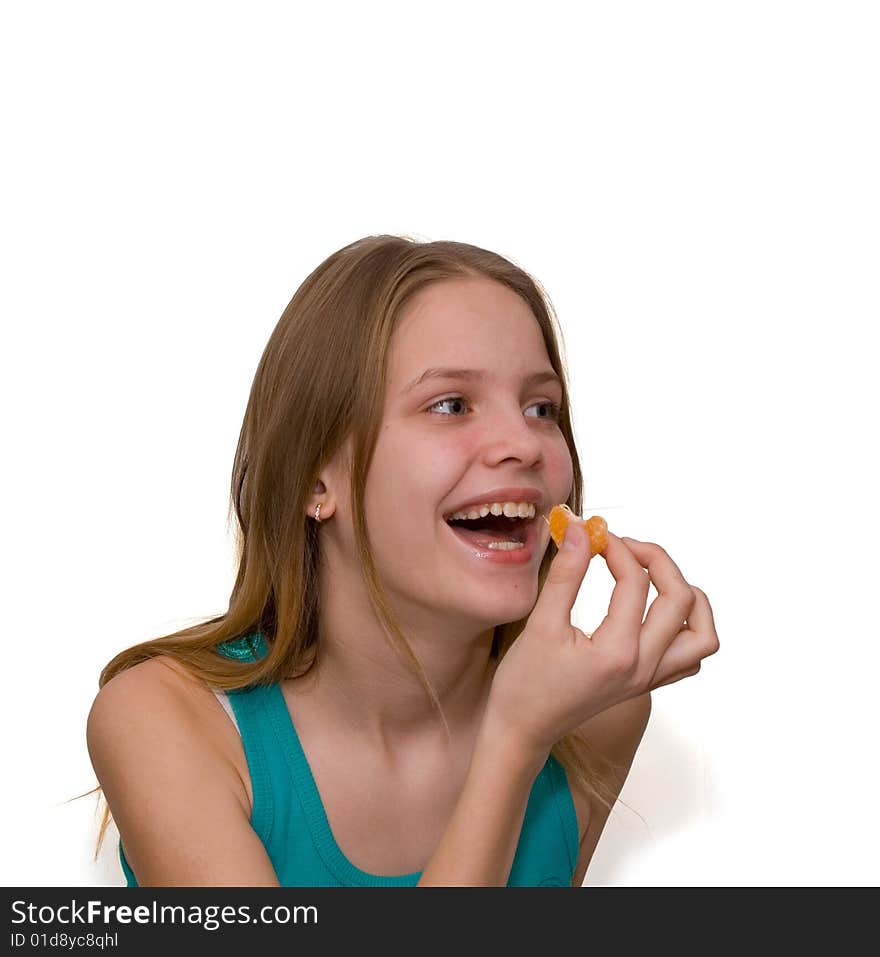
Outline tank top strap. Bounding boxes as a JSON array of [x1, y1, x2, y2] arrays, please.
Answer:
[[215, 631, 270, 663], [222, 682, 276, 846], [212, 634, 275, 847]]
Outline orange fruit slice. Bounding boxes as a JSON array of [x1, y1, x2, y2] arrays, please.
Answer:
[[546, 504, 575, 547], [545, 504, 609, 556]]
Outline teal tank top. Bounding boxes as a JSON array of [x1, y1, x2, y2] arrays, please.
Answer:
[[120, 633, 579, 886]]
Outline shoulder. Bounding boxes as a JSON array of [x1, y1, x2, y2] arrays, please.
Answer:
[[87, 654, 250, 816], [88, 655, 186, 729], [567, 692, 652, 886], [86, 654, 276, 885], [88, 654, 213, 734]]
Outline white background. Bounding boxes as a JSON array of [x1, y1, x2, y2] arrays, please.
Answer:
[[1, 1, 877, 887]]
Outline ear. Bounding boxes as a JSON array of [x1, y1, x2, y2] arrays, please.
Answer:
[[305, 479, 335, 521]]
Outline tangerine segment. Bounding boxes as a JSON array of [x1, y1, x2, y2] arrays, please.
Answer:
[[584, 515, 610, 555], [546, 504, 609, 556], [547, 504, 575, 547]]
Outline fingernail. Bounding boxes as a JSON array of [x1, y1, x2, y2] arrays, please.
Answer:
[[563, 519, 584, 550]]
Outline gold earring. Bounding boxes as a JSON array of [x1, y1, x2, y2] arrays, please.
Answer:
[[314, 503, 323, 522]]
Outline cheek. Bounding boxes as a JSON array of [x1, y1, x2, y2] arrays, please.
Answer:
[[532, 443, 575, 511], [364, 435, 457, 532], [384, 430, 466, 495], [548, 442, 574, 484]]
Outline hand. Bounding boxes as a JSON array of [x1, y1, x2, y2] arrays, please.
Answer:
[[485, 520, 720, 761]]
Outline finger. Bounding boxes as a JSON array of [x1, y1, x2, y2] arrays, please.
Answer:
[[652, 663, 701, 689], [530, 514, 595, 631], [648, 627, 706, 685], [589, 532, 651, 661], [619, 537, 697, 665], [684, 585, 721, 655], [648, 589, 720, 686]]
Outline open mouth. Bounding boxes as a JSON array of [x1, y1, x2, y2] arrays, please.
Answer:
[[444, 511, 536, 548]]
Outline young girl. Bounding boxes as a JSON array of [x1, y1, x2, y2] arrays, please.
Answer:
[[86, 234, 719, 887]]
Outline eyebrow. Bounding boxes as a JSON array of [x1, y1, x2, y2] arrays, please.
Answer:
[[401, 366, 563, 395]]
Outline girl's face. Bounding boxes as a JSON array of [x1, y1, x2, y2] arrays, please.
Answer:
[[362, 275, 574, 631]]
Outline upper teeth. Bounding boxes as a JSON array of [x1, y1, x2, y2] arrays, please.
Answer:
[[447, 501, 536, 522]]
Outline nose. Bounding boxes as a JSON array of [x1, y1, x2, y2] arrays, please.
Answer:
[[481, 404, 545, 467]]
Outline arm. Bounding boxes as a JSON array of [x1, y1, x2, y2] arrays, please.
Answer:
[[86, 657, 281, 887], [417, 693, 652, 887], [570, 691, 652, 886], [416, 712, 547, 886]]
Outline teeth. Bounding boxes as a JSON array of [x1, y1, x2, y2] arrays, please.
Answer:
[[448, 501, 536, 522], [487, 540, 524, 550]]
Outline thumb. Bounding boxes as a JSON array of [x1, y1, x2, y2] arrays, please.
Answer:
[[531, 515, 593, 630]]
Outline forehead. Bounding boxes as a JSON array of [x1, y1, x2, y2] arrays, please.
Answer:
[[388, 277, 549, 380]]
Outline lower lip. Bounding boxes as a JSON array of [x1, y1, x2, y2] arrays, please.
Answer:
[[445, 519, 540, 565]]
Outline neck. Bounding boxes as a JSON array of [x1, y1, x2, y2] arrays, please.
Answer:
[[291, 566, 501, 759]]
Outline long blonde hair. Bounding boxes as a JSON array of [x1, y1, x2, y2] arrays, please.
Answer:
[[81, 234, 627, 861]]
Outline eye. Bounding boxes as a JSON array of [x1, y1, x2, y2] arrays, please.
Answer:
[[428, 395, 469, 416], [527, 401, 562, 422], [427, 395, 561, 421]]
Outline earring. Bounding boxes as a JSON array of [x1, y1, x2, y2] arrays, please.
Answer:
[[314, 503, 323, 522]]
